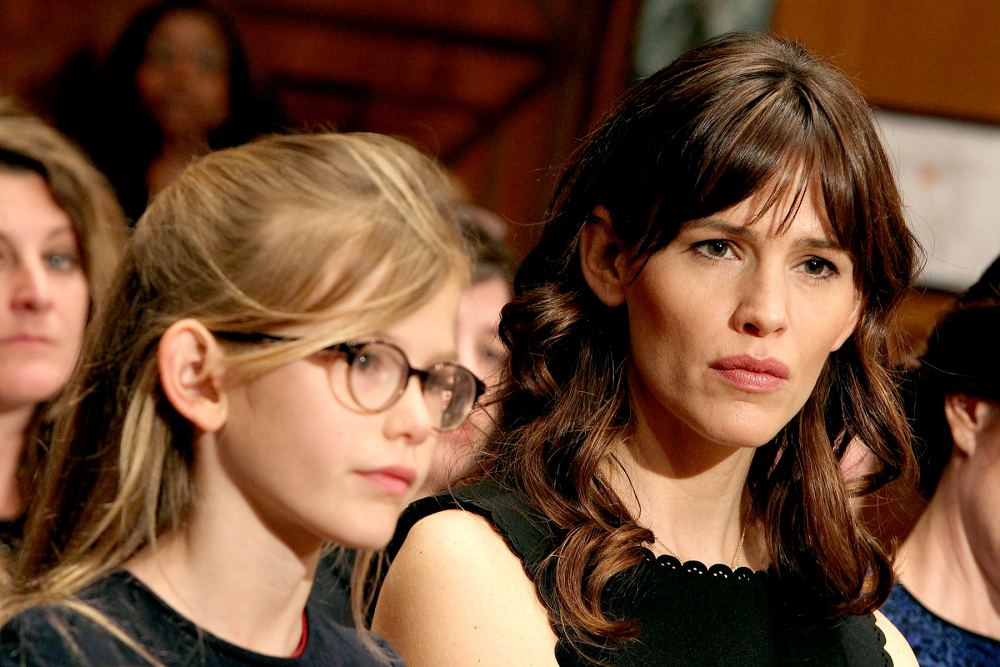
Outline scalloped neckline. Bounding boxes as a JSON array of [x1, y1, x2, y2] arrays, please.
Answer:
[[641, 548, 770, 582]]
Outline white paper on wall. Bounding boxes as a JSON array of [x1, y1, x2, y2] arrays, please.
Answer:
[[875, 110, 1000, 292]]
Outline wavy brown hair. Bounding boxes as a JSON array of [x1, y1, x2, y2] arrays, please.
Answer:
[[476, 32, 918, 650]]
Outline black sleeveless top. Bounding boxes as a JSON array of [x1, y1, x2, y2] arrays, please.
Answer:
[[389, 480, 891, 666]]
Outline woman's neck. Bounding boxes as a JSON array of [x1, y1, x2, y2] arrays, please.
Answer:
[[609, 412, 758, 568], [147, 135, 211, 196], [898, 474, 1000, 639], [0, 407, 33, 520], [126, 438, 321, 656]]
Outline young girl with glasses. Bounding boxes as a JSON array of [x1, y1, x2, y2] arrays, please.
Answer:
[[0, 132, 477, 665], [373, 32, 919, 665]]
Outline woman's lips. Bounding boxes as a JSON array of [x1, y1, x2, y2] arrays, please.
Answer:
[[356, 466, 417, 496], [0, 334, 54, 346], [710, 355, 790, 393]]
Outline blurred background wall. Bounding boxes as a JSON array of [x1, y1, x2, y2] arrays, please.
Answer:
[[1, 0, 997, 355]]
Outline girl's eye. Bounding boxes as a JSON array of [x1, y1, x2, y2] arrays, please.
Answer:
[[693, 239, 735, 259], [799, 257, 838, 279], [355, 351, 384, 375]]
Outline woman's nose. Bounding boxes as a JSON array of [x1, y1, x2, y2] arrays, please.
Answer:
[[10, 260, 53, 312], [731, 264, 789, 337]]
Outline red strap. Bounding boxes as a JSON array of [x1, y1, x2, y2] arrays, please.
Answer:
[[290, 611, 308, 658]]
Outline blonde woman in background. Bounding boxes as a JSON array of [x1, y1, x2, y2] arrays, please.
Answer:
[[419, 210, 516, 496], [0, 100, 126, 555], [0, 132, 480, 665]]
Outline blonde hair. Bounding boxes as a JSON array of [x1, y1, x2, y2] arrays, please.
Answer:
[[5, 133, 467, 637]]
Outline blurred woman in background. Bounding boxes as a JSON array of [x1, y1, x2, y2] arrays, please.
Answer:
[[882, 255, 1000, 666], [419, 208, 516, 496], [0, 98, 125, 554], [66, 0, 280, 222]]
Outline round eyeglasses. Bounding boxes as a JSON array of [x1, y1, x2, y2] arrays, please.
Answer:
[[212, 332, 486, 432]]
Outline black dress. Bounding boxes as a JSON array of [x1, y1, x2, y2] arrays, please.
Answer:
[[0, 570, 402, 666], [388, 480, 891, 666]]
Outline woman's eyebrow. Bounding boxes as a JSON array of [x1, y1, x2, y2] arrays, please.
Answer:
[[683, 218, 847, 252]]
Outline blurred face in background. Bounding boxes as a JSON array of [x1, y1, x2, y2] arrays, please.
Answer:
[[0, 170, 89, 414], [419, 274, 510, 495], [136, 9, 230, 140]]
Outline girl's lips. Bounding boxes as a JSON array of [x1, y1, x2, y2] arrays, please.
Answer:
[[710, 355, 790, 393], [356, 466, 417, 496]]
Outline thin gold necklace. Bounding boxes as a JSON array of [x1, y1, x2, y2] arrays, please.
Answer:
[[649, 521, 748, 570]]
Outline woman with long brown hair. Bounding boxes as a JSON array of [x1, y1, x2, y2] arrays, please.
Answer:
[[0, 100, 126, 558], [373, 32, 919, 665]]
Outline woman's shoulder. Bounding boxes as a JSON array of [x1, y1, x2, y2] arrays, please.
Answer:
[[373, 487, 559, 665], [389, 479, 557, 571], [874, 609, 920, 667]]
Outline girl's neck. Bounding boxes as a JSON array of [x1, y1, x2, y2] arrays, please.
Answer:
[[126, 441, 322, 657], [0, 407, 34, 520], [609, 413, 759, 569], [898, 474, 1000, 639]]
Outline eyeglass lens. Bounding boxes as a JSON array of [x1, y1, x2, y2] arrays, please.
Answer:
[[346, 342, 479, 431]]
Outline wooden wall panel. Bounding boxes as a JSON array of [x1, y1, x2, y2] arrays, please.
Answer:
[[772, 0, 1000, 123], [0, 0, 641, 256]]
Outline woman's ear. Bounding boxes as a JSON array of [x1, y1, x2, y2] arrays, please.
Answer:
[[943, 394, 992, 457], [579, 206, 631, 307], [158, 319, 228, 433], [830, 294, 863, 351]]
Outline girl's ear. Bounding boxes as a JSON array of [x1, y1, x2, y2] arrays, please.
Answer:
[[580, 206, 631, 307], [157, 319, 228, 433]]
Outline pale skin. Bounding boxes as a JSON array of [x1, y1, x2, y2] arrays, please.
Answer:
[[128, 278, 460, 655], [374, 189, 917, 665], [895, 395, 1000, 639], [0, 171, 89, 519]]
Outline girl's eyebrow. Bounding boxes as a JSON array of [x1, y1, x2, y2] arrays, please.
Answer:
[[682, 218, 848, 253], [368, 332, 457, 365]]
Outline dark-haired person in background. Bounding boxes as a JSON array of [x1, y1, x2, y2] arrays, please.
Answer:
[[60, 0, 281, 222], [881, 255, 1000, 666]]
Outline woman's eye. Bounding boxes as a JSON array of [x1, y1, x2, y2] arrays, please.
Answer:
[[799, 257, 838, 278], [46, 254, 80, 271], [480, 345, 505, 363], [196, 50, 226, 74], [144, 44, 176, 67], [693, 239, 735, 259]]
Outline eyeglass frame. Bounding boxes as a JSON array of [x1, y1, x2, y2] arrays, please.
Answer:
[[211, 331, 486, 431]]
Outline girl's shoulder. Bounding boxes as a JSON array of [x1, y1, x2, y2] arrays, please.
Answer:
[[0, 572, 153, 666], [1, 571, 399, 667]]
